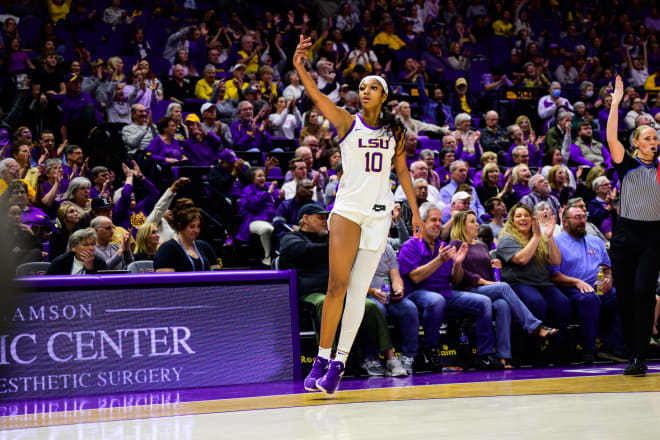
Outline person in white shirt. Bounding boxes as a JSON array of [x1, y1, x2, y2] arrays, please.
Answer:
[[626, 42, 649, 88], [537, 82, 573, 127], [268, 96, 303, 139], [394, 161, 444, 206], [281, 158, 323, 203]]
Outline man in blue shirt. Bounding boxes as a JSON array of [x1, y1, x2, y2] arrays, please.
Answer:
[[550, 206, 624, 364], [398, 202, 501, 371]]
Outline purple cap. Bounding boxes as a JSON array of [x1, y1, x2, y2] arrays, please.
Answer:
[[218, 149, 237, 165]]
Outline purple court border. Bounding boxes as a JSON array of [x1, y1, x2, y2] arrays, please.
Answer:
[[3, 363, 656, 418]]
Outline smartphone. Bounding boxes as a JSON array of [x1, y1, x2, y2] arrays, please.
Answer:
[[16, 74, 29, 91]]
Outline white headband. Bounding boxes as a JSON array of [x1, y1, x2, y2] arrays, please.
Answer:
[[359, 75, 388, 96]]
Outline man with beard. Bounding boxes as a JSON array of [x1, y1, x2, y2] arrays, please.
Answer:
[[571, 122, 612, 168], [560, 197, 609, 247], [550, 206, 625, 364]]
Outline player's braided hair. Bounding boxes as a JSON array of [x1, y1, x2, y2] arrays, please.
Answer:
[[379, 89, 406, 156]]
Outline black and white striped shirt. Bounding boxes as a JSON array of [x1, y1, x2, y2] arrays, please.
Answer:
[[613, 153, 660, 222]]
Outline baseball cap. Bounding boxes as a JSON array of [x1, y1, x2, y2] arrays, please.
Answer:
[[231, 63, 247, 72], [451, 191, 473, 203], [91, 195, 112, 210], [218, 149, 237, 165], [297, 203, 330, 222], [455, 77, 468, 87], [245, 84, 261, 94], [511, 48, 522, 55], [184, 113, 201, 123], [64, 73, 82, 82], [200, 102, 215, 113], [92, 58, 105, 67]]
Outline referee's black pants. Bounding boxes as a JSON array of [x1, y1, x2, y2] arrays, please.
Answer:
[[610, 218, 660, 360]]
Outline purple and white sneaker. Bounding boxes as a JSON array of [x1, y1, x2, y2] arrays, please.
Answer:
[[304, 356, 329, 391], [315, 360, 345, 395]]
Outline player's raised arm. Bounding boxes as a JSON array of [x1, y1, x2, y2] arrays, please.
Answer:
[[292, 34, 354, 139]]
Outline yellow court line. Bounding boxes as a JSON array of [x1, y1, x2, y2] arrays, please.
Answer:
[[2, 373, 659, 431]]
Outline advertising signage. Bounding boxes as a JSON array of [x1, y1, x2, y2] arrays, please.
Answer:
[[0, 272, 300, 401]]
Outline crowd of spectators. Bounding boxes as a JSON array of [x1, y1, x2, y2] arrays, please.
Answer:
[[1, 0, 660, 372]]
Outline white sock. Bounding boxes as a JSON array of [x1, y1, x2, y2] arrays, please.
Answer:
[[335, 350, 349, 365], [318, 347, 331, 360]]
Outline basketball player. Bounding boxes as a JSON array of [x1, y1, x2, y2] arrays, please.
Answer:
[[293, 35, 424, 394]]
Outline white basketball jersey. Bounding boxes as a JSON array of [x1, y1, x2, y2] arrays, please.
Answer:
[[333, 114, 396, 217]]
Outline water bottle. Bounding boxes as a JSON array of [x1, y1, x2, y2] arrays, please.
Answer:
[[382, 277, 391, 304], [595, 269, 604, 296], [458, 328, 469, 347]]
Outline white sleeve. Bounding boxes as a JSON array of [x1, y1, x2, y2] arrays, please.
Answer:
[[145, 187, 176, 225]]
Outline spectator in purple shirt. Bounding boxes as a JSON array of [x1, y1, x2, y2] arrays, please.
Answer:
[[237, 167, 281, 266], [112, 162, 159, 235], [147, 117, 186, 165], [422, 40, 449, 83], [182, 114, 223, 166], [230, 100, 272, 152], [5, 180, 51, 240], [89, 166, 110, 200], [38, 158, 69, 218], [397, 201, 503, 371], [506, 124, 543, 167], [60, 73, 101, 147]]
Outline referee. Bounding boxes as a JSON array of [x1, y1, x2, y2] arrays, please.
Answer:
[[607, 75, 660, 376]]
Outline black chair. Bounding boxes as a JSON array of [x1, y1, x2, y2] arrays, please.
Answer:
[[16, 262, 51, 277], [271, 137, 297, 152], [270, 151, 296, 168], [235, 151, 265, 166]]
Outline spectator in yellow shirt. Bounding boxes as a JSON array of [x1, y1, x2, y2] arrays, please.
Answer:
[[235, 35, 260, 76], [258, 65, 278, 98], [48, 0, 72, 23], [492, 11, 514, 37], [224, 64, 248, 100], [195, 65, 218, 100], [373, 19, 406, 51]]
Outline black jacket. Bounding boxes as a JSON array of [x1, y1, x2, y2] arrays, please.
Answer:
[[46, 251, 107, 275], [279, 230, 329, 297]]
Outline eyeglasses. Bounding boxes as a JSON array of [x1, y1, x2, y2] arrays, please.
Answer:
[[566, 215, 587, 221], [303, 185, 314, 189]]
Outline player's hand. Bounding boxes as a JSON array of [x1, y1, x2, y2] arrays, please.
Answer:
[[412, 213, 423, 240], [293, 35, 312, 68]]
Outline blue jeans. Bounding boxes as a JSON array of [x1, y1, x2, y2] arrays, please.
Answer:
[[447, 290, 495, 356], [472, 282, 544, 359], [388, 290, 445, 355], [472, 283, 542, 334], [368, 296, 420, 358], [510, 284, 571, 330]]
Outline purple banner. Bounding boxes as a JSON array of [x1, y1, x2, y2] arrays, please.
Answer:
[[0, 272, 300, 401]]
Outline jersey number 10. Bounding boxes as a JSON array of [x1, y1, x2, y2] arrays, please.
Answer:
[[364, 152, 383, 172]]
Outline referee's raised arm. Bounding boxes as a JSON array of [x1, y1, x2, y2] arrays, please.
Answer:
[[292, 35, 353, 140], [606, 75, 625, 164]]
